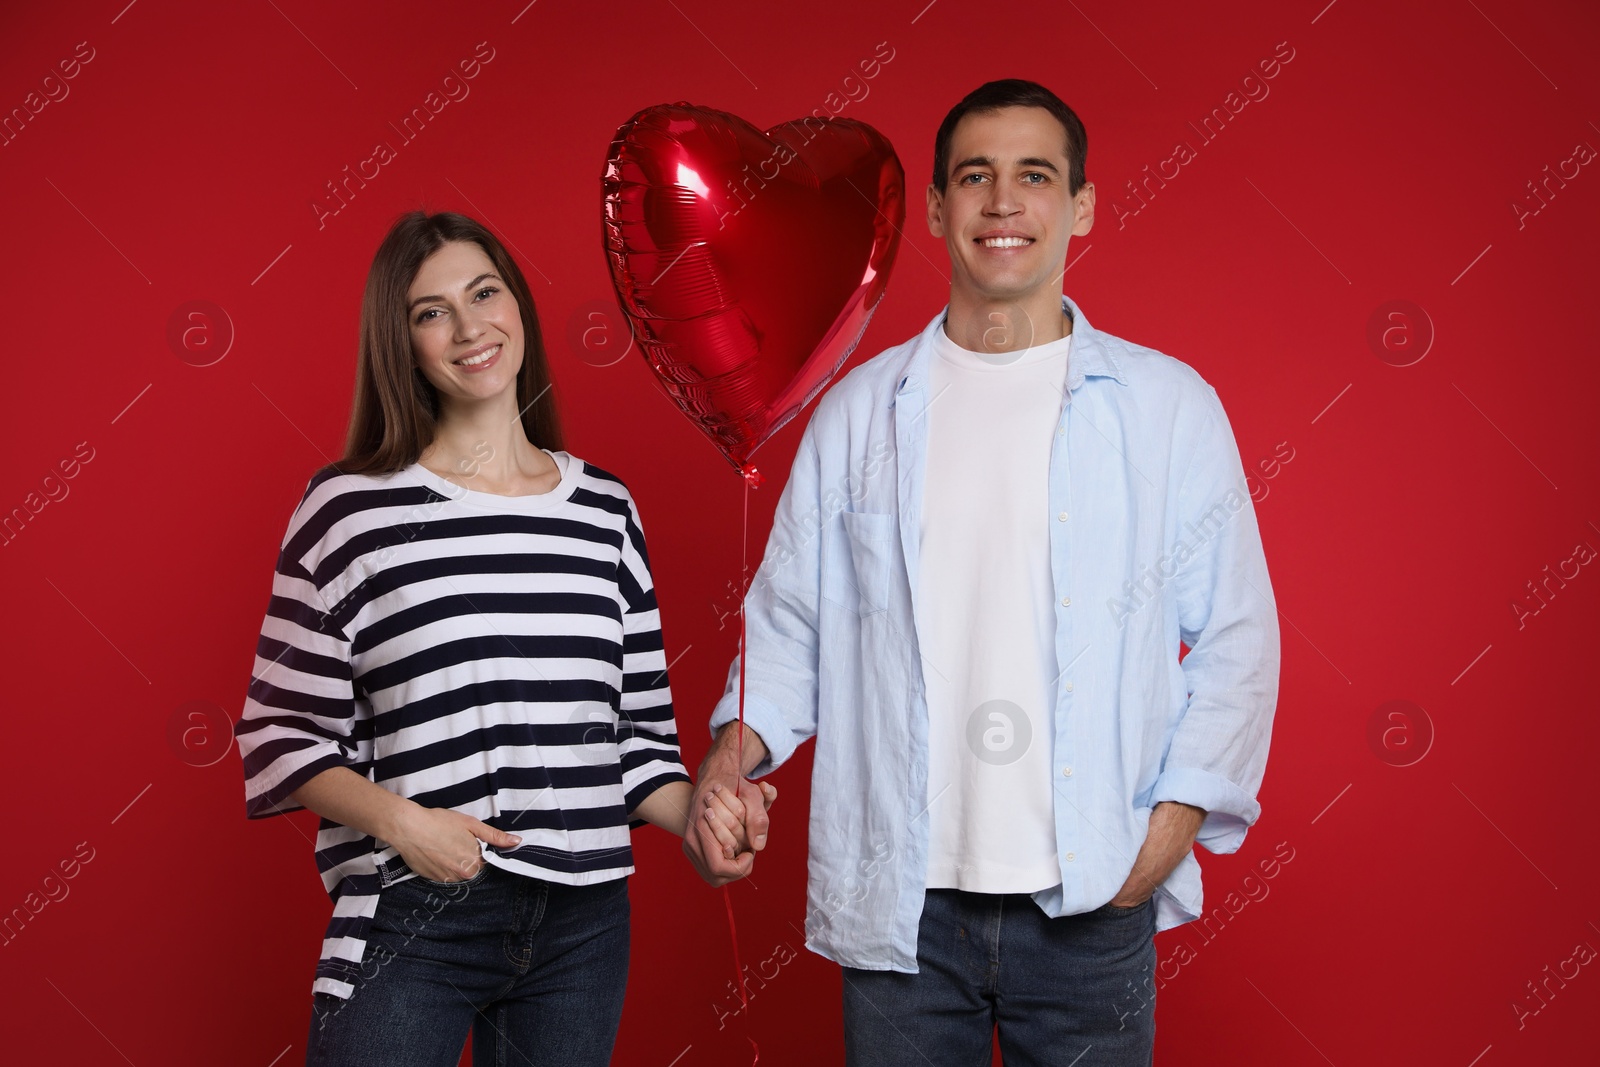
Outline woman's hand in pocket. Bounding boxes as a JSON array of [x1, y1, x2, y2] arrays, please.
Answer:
[[392, 804, 522, 883]]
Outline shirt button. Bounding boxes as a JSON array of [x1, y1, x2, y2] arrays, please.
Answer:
[[1064, 682, 1074, 692], [1058, 511, 1069, 521], [1057, 426, 1065, 436], [1065, 852, 1076, 862], [1060, 596, 1071, 607], [1061, 766, 1073, 777]]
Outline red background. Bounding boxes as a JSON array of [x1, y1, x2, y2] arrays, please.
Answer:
[[2, 1, 1597, 1064]]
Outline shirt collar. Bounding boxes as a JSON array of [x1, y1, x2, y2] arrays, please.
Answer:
[[894, 294, 1128, 398]]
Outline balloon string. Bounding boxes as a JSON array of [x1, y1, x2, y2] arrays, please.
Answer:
[[737, 468, 747, 852], [721, 469, 758, 1062], [721, 886, 757, 1063]]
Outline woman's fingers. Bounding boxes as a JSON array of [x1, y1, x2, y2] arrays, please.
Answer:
[[469, 816, 523, 849], [704, 780, 778, 853], [704, 805, 739, 860], [688, 809, 748, 881], [707, 782, 746, 820], [409, 813, 513, 881], [704, 789, 746, 859]]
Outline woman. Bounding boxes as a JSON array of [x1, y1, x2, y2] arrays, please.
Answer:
[[234, 210, 771, 1066]]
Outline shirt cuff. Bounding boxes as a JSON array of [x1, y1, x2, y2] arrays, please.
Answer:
[[1148, 766, 1260, 854], [708, 692, 796, 778]]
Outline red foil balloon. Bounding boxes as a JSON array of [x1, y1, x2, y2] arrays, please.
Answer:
[[602, 103, 904, 477]]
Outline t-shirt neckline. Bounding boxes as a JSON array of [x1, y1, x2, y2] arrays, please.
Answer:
[[404, 448, 579, 511], [934, 319, 1073, 372]]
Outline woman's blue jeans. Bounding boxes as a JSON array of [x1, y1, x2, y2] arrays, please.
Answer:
[[842, 888, 1157, 1066], [305, 863, 630, 1066]]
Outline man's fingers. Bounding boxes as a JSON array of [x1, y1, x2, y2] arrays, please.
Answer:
[[685, 778, 771, 877], [730, 851, 755, 879], [736, 779, 771, 851], [710, 789, 759, 854]]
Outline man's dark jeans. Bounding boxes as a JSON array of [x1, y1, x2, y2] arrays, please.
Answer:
[[843, 887, 1157, 1066]]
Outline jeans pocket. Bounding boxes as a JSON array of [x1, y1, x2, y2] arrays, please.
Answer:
[[412, 862, 493, 890], [1099, 897, 1150, 916]]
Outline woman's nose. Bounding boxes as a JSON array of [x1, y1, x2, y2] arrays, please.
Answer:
[[454, 309, 485, 342]]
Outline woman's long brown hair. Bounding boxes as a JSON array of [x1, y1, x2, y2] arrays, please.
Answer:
[[331, 210, 563, 475]]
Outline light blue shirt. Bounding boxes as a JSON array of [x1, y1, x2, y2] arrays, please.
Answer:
[[709, 294, 1280, 971]]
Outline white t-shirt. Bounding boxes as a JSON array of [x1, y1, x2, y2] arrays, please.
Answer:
[[917, 318, 1070, 893]]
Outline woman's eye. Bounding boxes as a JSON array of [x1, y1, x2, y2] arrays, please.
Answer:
[[415, 287, 496, 323]]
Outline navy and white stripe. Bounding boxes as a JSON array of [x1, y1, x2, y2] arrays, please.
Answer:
[[234, 452, 689, 999]]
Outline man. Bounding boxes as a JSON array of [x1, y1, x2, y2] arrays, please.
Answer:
[[684, 79, 1280, 1065]]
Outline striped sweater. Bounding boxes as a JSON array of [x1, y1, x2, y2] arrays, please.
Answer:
[[234, 449, 690, 999]]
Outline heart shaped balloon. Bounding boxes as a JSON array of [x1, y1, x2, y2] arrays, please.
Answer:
[[602, 102, 904, 479]]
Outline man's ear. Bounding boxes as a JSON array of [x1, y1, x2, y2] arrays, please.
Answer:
[[926, 181, 945, 238], [1072, 181, 1095, 237]]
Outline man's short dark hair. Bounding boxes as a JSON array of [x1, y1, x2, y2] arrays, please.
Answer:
[[932, 79, 1088, 196]]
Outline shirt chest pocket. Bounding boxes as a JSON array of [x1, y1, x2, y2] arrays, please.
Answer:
[[824, 511, 896, 618]]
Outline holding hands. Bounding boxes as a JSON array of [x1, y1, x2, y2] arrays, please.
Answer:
[[683, 723, 777, 886], [689, 779, 777, 885]]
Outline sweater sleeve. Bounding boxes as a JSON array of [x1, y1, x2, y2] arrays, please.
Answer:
[[614, 487, 692, 817], [234, 505, 366, 820]]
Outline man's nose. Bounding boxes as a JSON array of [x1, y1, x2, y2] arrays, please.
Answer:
[[984, 186, 1020, 216]]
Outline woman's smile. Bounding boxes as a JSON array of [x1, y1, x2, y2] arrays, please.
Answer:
[[453, 342, 502, 370]]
